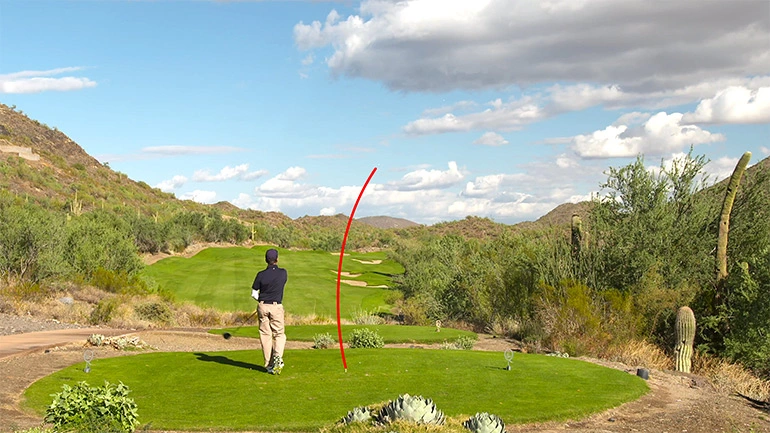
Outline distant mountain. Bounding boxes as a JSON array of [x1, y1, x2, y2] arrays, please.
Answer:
[[358, 216, 421, 229]]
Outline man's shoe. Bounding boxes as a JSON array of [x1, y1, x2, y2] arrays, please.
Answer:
[[266, 366, 274, 374], [272, 355, 284, 375]]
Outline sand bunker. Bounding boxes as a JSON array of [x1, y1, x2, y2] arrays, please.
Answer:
[[330, 270, 362, 277], [339, 279, 389, 289], [352, 259, 383, 265]]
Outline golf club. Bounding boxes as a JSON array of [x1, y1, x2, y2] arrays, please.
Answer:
[[223, 310, 258, 340]]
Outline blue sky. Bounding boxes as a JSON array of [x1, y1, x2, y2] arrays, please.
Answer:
[[1, 0, 768, 225]]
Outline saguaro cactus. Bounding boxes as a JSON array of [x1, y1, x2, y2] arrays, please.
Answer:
[[716, 152, 751, 284], [674, 306, 696, 373], [571, 214, 582, 257]]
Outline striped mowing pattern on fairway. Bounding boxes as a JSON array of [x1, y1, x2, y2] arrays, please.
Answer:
[[141, 246, 404, 318]]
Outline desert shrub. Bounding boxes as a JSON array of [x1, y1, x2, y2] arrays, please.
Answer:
[[348, 328, 384, 349], [90, 268, 148, 294], [351, 309, 386, 325], [3, 281, 52, 302], [45, 381, 139, 433], [12, 427, 52, 433], [441, 335, 476, 350], [89, 297, 120, 325], [134, 301, 173, 325], [0, 202, 68, 282], [602, 339, 672, 371], [313, 333, 336, 349], [66, 211, 143, 277]]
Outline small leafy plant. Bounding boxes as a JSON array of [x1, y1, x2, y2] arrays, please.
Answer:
[[313, 332, 336, 349], [348, 328, 385, 348], [45, 381, 139, 433]]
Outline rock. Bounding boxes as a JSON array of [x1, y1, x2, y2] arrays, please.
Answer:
[[58, 297, 74, 305]]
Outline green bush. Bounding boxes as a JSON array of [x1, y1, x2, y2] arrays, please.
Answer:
[[45, 381, 139, 433], [134, 301, 173, 325], [441, 335, 476, 350], [89, 298, 120, 325], [90, 268, 148, 294], [348, 328, 385, 348], [312, 332, 336, 349]]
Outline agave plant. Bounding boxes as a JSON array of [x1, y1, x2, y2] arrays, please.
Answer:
[[377, 394, 445, 425], [339, 406, 373, 424], [463, 412, 505, 433]]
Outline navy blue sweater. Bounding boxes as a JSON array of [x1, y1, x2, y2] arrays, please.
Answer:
[[251, 264, 287, 303]]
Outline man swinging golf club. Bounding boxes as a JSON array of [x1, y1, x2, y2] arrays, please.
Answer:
[[251, 248, 287, 375]]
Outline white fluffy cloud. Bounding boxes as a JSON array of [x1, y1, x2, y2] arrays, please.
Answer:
[[473, 132, 509, 146], [406, 77, 770, 136], [385, 161, 465, 191], [192, 164, 267, 182], [404, 97, 543, 135], [683, 86, 770, 124], [571, 112, 725, 159], [229, 157, 606, 225], [294, 0, 769, 92], [179, 190, 218, 204], [0, 68, 96, 93], [155, 175, 188, 192]]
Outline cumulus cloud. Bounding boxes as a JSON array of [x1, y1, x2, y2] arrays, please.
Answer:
[[571, 112, 725, 159], [385, 161, 466, 191], [683, 86, 770, 124], [404, 97, 543, 135], [473, 132, 509, 146], [706, 156, 744, 183], [294, 0, 769, 92], [192, 164, 267, 182], [0, 68, 96, 93], [256, 167, 314, 198], [155, 175, 188, 192], [179, 190, 217, 204], [405, 77, 770, 136], [142, 146, 246, 156], [228, 156, 608, 225]]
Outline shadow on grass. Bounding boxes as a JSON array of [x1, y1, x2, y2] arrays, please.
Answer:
[[194, 353, 266, 372]]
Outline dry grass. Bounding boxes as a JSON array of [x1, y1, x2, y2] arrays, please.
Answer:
[[693, 353, 770, 401], [602, 339, 673, 371]]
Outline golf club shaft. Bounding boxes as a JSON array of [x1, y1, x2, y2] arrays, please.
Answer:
[[231, 309, 258, 335]]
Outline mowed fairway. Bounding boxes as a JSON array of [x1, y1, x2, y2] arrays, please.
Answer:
[[24, 349, 648, 431], [141, 246, 404, 318]]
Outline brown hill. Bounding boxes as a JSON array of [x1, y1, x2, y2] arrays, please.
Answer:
[[357, 216, 420, 229], [0, 103, 203, 215]]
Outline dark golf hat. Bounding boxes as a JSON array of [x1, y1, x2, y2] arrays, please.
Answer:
[[265, 248, 279, 263]]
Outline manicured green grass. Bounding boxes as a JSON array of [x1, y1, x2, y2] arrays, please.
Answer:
[[210, 325, 477, 344], [140, 246, 404, 318], [24, 349, 648, 431]]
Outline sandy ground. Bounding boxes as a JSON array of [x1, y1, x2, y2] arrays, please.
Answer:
[[0, 329, 768, 433]]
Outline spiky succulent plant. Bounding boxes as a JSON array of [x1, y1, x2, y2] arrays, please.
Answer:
[[377, 394, 445, 425], [463, 412, 505, 433], [339, 406, 373, 424]]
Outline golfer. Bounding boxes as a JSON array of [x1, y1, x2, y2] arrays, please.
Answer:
[[251, 248, 287, 375]]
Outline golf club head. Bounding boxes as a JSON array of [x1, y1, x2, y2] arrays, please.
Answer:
[[223, 332, 232, 340]]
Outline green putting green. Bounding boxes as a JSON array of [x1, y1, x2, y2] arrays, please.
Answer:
[[140, 246, 404, 318], [24, 349, 648, 431], [211, 324, 477, 344]]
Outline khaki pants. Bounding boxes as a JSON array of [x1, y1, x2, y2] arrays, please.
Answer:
[[258, 302, 286, 367]]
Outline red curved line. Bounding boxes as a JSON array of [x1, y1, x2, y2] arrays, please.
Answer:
[[337, 167, 377, 371]]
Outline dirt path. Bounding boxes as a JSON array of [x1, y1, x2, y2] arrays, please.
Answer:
[[0, 331, 767, 433]]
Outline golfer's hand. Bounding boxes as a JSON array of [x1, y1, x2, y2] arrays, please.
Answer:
[[251, 289, 259, 301]]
